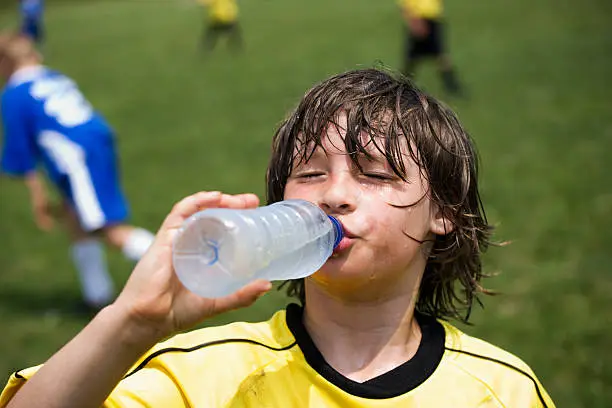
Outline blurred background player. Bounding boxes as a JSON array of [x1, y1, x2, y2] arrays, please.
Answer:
[[19, 0, 44, 47], [199, 0, 243, 52], [399, 0, 463, 96], [0, 33, 155, 310]]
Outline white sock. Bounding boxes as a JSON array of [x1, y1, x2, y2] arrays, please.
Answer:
[[122, 227, 155, 262], [70, 239, 114, 308]]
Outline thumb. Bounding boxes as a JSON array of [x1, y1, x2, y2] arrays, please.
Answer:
[[210, 280, 273, 315]]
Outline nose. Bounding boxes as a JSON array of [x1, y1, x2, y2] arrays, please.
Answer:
[[319, 172, 358, 215]]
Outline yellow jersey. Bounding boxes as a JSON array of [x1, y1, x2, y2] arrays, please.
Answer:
[[201, 0, 238, 24], [1, 305, 555, 407], [399, 0, 443, 19]]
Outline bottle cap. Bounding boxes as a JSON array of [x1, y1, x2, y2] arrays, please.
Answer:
[[328, 216, 344, 249]]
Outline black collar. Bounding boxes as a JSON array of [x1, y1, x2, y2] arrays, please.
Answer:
[[285, 303, 445, 399]]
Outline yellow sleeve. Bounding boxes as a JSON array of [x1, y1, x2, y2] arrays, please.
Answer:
[[0, 366, 41, 408], [0, 365, 185, 408], [532, 375, 556, 408]]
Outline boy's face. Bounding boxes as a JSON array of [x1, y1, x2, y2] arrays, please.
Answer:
[[284, 112, 449, 298]]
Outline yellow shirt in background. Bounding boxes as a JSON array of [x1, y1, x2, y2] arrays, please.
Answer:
[[399, 0, 443, 19], [201, 0, 238, 24]]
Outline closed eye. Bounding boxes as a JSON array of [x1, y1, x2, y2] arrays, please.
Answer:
[[363, 173, 394, 181], [296, 172, 325, 179]]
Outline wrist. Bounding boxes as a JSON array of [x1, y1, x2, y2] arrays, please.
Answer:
[[97, 304, 166, 352]]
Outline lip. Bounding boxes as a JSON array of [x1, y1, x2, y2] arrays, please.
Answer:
[[334, 218, 357, 239], [332, 218, 357, 253], [333, 236, 354, 253]]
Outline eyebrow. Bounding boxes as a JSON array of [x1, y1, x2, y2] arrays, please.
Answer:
[[359, 148, 388, 162], [294, 148, 393, 172]]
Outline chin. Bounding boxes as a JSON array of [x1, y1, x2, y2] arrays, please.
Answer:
[[311, 262, 371, 284]]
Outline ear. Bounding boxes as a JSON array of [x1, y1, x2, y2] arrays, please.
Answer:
[[430, 204, 454, 236]]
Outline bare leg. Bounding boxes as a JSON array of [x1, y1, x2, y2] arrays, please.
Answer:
[[61, 202, 114, 309], [437, 55, 463, 96], [201, 23, 219, 52], [102, 224, 154, 262], [228, 23, 244, 52]]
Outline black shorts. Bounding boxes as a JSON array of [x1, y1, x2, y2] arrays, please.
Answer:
[[406, 19, 444, 59], [208, 21, 238, 33]]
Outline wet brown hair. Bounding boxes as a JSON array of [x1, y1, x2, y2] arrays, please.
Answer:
[[266, 68, 494, 322]]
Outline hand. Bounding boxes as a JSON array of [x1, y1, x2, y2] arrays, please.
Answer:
[[112, 191, 272, 343], [409, 17, 429, 38], [24, 171, 55, 232], [32, 198, 55, 232]]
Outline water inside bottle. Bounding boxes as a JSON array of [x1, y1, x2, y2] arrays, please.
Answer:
[[251, 201, 336, 281], [200, 239, 219, 265], [172, 200, 341, 297], [173, 216, 245, 297], [257, 234, 334, 281]]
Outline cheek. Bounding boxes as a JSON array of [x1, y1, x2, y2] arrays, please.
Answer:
[[366, 210, 423, 253], [282, 183, 311, 201], [369, 225, 424, 271], [374, 222, 411, 251], [361, 215, 407, 252]]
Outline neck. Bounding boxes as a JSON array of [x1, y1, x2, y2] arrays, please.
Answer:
[[14, 59, 41, 72], [302, 274, 423, 382]]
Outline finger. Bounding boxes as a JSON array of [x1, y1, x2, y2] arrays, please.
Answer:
[[211, 280, 272, 314], [160, 191, 223, 231], [218, 193, 260, 209], [43, 216, 55, 231], [37, 215, 54, 231]]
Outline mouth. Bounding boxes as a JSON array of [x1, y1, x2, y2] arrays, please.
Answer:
[[334, 218, 357, 238], [332, 219, 357, 254], [332, 236, 354, 254]]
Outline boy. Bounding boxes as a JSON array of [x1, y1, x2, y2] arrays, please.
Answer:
[[0, 68, 555, 407], [199, 0, 243, 52], [19, 0, 44, 46], [0, 33, 155, 310], [399, 0, 463, 95]]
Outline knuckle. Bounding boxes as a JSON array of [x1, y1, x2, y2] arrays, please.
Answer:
[[171, 199, 188, 213]]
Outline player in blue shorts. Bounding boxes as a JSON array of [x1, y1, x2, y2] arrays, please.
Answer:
[[19, 0, 44, 46], [0, 32, 154, 310]]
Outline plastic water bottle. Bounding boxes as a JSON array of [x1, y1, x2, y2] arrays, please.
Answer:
[[172, 199, 343, 298]]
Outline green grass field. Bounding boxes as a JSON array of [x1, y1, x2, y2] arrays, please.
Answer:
[[1, 0, 611, 405]]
